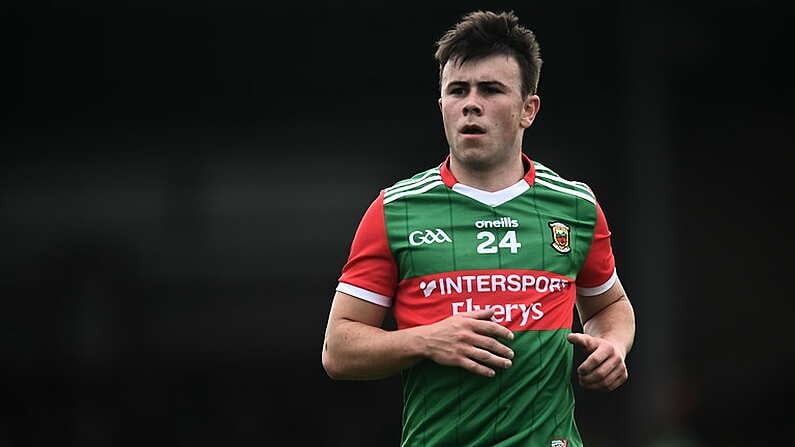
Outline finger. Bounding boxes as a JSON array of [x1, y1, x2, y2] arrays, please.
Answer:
[[456, 308, 497, 320], [576, 346, 609, 375], [471, 334, 514, 360], [602, 363, 629, 391], [580, 364, 626, 391], [458, 357, 497, 378], [578, 356, 619, 385], [603, 367, 629, 391], [464, 346, 513, 370], [566, 333, 597, 353], [471, 319, 515, 341]]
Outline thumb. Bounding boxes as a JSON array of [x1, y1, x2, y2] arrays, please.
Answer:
[[567, 332, 597, 353]]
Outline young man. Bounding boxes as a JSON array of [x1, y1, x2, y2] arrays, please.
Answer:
[[322, 10, 635, 447]]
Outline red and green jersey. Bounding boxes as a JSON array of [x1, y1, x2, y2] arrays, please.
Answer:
[[337, 154, 617, 447]]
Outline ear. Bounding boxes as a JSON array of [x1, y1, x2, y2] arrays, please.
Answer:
[[438, 97, 443, 112], [520, 95, 541, 129]]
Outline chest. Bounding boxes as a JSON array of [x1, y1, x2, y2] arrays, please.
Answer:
[[384, 188, 596, 280]]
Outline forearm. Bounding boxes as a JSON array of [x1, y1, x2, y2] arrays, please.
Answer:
[[323, 319, 426, 380], [581, 296, 636, 358]]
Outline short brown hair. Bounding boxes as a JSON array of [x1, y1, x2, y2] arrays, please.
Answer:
[[434, 10, 542, 97]]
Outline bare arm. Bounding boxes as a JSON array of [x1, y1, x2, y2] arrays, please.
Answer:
[[567, 278, 635, 391], [322, 291, 515, 380]]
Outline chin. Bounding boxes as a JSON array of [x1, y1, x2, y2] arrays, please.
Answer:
[[453, 148, 497, 170]]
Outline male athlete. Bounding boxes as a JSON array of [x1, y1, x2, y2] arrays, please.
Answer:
[[322, 10, 636, 447]]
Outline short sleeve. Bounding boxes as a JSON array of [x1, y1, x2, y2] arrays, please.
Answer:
[[336, 190, 398, 306], [576, 201, 617, 296]]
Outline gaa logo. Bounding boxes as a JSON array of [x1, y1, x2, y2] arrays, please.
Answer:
[[408, 229, 452, 246], [550, 439, 568, 447]]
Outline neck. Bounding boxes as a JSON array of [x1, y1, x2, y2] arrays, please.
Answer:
[[449, 152, 526, 192]]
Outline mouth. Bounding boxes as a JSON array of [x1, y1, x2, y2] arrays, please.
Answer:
[[459, 124, 486, 135]]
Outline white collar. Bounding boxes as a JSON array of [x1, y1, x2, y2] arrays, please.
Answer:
[[451, 179, 530, 206]]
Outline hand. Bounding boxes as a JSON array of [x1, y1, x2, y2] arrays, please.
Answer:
[[566, 332, 628, 391], [419, 308, 514, 378]]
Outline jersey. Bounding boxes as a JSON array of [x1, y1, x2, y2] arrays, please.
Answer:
[[336, 154, 617, 447]]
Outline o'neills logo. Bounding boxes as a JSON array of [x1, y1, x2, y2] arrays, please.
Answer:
[[452, 297, 543, 325], [474, 216, 519, 229]]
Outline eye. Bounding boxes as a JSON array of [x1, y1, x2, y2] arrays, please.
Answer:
[[448, 87, 465, 96], [481, 85, 502, 94]]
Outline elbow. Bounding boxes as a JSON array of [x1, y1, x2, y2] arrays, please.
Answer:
[[321, 343, 347, 380], [321, 356, 341, 380]]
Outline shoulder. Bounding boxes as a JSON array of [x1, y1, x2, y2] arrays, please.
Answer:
[[532, 160, 597, 205], [382, 166, 444, 205]]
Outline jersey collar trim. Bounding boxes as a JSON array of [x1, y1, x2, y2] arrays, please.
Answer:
[[438, 154, 536, 207], [439, 153, 537, 188]]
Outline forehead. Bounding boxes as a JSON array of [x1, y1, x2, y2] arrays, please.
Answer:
[[440, 54, 522, 87]]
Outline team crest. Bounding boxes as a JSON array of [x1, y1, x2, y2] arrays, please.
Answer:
[[548, 222, 571, 253], [550, 439, 569, 447]]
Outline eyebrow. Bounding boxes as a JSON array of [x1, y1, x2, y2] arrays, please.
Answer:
[[445, 80, 509, 90]]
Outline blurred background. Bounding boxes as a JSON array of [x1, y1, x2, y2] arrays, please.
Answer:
[[2, 1, 793, 445]]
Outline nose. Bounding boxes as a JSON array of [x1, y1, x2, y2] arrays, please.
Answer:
[[462, 95, 482, 116]]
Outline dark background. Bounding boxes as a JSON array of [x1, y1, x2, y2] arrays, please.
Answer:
[[2, 1, 793, 446]]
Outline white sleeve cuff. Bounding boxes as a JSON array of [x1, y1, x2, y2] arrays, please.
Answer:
[[336, 282, 393, 307], [577, 269, 618, 296]]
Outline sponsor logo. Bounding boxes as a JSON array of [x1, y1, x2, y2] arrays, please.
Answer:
[[550, 439, 569, 447], [548, 221, 571, 253], [452, 298, 544, 325], [418, 280, 437, 297], [408, 229, 452, 246], [474, 216, 519, 229], [417, 273, 570, 297]]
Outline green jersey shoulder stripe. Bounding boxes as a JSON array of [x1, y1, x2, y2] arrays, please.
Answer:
[[384, 179, 444, 204], [533, 161, 560, 176], [533, 162, 596, 204], [384, 168, 443, 204], [536, 178, 596, 204], [387, 168, 440, 190], [385, 174, 442, 198]]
